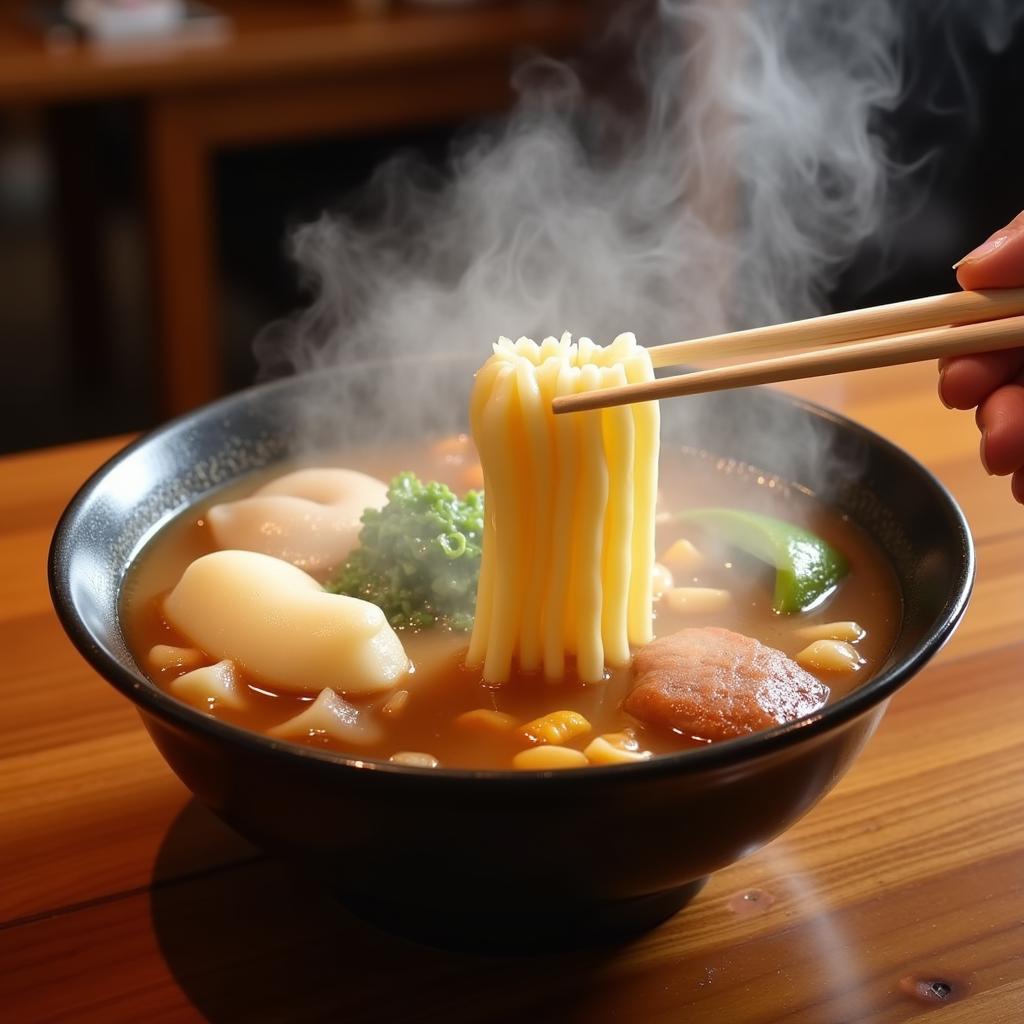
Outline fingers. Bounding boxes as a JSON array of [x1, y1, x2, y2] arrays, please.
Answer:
[[955, 209, 1024, 290], [950, 210, 1024, 502], [945, 210, 1024, 411], [938, 350, 1024, 409], [1013, 468, 1024, 505], [976, 382, 1024, 479]]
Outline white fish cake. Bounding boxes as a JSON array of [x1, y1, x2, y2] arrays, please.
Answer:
[[164, 550, 409, 695], [269, 687, 381, 745], [206, 467, 388, 575], [169, 660, 246, 712]]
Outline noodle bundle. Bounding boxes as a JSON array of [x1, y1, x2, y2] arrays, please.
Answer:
[[466, 332, 660, 684]]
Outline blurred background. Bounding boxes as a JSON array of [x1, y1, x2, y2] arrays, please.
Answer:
[[0, 0, 1021, 454]]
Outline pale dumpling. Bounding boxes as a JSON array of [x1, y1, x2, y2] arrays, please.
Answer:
[[163, 550, 409, 695], [169, 660, 246, 712], [206, 467, 388, 575], [268, 688, 381, 745]]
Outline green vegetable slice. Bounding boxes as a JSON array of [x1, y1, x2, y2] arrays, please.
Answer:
[[677, 507, 848, 614]]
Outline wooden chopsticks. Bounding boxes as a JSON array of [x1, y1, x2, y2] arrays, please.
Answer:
[[552, 289, 1024, 415]]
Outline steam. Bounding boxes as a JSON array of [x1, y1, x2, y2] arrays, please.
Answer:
[[257, 1, 902, 375], [955, 0, 1023, 53], [253, 0, 1016, 469]]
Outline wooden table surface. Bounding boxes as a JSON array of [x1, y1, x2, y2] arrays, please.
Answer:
[[2, 361, 1023, 1022], [0, 0, 590, 103]]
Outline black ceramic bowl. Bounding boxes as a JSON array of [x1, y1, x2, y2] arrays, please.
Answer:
[[49, 362, 973, 950]]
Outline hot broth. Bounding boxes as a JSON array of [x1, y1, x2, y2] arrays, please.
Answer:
[[122, 441, 901, 770]]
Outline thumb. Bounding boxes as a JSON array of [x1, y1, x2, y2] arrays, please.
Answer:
[[955, 210, 1024, 290]]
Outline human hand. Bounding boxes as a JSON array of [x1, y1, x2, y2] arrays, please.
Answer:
[[939, 211, 1024, 503]]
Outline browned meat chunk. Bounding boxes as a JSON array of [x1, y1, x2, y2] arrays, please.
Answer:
[[625, 627, 829, 741]]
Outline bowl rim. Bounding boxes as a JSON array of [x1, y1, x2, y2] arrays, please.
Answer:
[[49, 369, 975, 788]]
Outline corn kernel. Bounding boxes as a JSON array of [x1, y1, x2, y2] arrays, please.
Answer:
[[651, 562, 674, 598], [584, 736, 654, 765], [519, 710, 591, 746], [664, 587, 732, 615], [455, 708, 519, 733], [661, 538, 703, 573], [513, 745, 588, 771], [390, 751, 440, 768], [381, 689, 409, 716], [796, 639, 864, 673], [599, 729, 641, 752], [149, 644, 205, 671], [794, 621, 866, 644]]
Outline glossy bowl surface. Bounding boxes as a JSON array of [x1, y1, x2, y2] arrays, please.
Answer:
[[49, 362, 973, 949]]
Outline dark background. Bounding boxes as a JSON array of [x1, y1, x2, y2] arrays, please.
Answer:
[[0, 3, 1021, 454]]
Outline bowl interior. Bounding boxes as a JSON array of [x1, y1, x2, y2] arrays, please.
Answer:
[[50, 359, 974, 770]]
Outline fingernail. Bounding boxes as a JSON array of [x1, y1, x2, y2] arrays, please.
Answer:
[[980, 431, 993, 475], [937, 368, 952, 409], [954, 232, 1009, 269]]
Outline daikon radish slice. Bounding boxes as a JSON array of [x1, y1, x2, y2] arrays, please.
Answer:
[[269, 687, 381, 745], [169, 660, 246, 712]]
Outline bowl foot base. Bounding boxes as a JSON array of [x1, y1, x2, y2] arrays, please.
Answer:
[[337, 877, 708, 954]]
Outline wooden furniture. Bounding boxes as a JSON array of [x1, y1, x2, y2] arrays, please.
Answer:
[[3, 361, 1023, 1020], [0, 0, 591, 413]]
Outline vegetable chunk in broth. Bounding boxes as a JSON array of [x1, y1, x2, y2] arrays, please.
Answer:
[[122, 440, 901, 771]]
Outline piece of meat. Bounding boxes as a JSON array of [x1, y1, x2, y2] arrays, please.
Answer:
[[625, 627, 829, 742]]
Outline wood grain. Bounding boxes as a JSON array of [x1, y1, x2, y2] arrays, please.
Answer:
[[146, 94, 220, 415], [145, 57, 520, 413], [0, 434, 256, 925], [0, 1, 591, 104], [2, 361, 1024, 1021]]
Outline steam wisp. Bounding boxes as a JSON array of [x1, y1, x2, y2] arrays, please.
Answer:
[[259, 2, 903, 371], [254, 0, 1018, 477]]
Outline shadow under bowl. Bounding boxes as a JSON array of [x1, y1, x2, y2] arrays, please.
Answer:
[[49, 362, 973, 951]]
